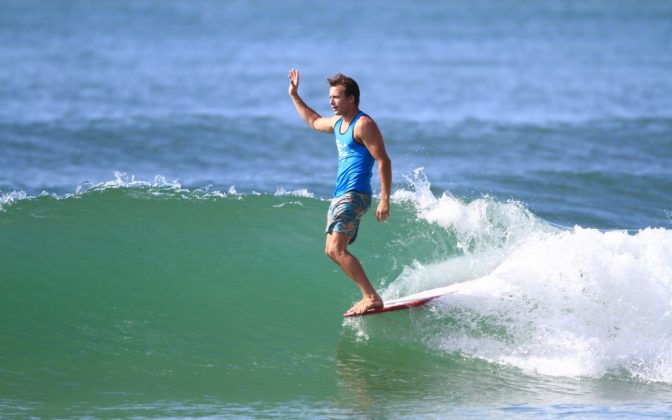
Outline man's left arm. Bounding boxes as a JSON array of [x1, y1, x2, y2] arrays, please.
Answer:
[[356, 117, 392, 221]]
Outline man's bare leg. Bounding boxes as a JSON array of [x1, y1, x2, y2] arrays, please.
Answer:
[[325, 231, 383, 315]]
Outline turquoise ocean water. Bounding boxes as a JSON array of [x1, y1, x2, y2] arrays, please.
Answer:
[[2, 0, 672, 417]]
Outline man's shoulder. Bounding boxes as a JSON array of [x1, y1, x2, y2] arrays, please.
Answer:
[[354, 113, 379, 132], [353, 112, 383, 145]]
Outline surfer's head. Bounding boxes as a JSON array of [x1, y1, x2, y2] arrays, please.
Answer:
[[327, 73, 360, 107]]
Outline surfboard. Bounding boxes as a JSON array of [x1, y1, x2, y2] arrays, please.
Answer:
[[343, 283, 461, 317]]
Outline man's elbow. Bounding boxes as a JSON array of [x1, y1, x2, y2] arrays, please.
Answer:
[[379, 156, 392, 168], [308, 117, 321, 131]]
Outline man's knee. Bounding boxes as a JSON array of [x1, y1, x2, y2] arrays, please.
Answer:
[[325, 240, 347, 262], [325, 245, 341, 262]]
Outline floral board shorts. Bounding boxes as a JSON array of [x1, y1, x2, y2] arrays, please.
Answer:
[[325, 191, 372, 244]]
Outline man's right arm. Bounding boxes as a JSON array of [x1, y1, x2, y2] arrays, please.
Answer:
[[288, 69, 334, 133]]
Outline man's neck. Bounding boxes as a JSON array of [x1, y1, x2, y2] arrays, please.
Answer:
[[341, 108, 360, 124]]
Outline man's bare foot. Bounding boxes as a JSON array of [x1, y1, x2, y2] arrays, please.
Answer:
[[344, 295, 384, 316]]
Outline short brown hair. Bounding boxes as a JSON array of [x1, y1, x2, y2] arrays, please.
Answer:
[[327, 73, 360, 106]]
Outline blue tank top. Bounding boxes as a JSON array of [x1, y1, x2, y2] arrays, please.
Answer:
[[333, 111, 374, 197]]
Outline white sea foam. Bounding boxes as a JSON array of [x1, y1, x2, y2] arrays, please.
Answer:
[[431, 227, 672, 382], [393, 168, 551, 253], [381, 170, 672, 382], [388, 204, 672, 381], [0, 190, 29, 211], [274, 187, 315, 198], [101, 171, 185, 191], [0, 173, 288, 210], [0, 173, 324, 212]]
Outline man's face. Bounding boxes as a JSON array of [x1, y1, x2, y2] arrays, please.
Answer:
[[329, 85, 354, 116]]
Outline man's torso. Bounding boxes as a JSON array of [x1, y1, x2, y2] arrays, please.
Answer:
[[333, 111, 374, 197]]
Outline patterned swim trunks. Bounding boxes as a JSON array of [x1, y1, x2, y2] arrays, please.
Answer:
[[325, 191, 372, 244]]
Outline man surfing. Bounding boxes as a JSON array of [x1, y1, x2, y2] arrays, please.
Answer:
[[288, 69, 392, 316]]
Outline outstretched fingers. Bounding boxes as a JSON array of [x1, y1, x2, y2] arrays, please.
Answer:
[[288, 68, 299, 94]]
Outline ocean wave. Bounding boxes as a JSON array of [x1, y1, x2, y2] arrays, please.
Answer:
[[0, 172, 327, 212], [4, 169, 672, 384], [350, 176, 672, 383], [393, 168, 555, 253]]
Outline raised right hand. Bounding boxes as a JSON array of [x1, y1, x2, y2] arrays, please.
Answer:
[[288, 68, 299, 96]]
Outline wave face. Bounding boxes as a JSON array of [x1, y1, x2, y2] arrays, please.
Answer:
[[2, 178, 672, 416]]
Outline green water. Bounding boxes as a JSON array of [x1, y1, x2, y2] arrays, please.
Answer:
[[0, 189, 422, 415]]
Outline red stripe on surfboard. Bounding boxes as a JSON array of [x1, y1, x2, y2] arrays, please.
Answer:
[[343, 290, 457, 318]]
